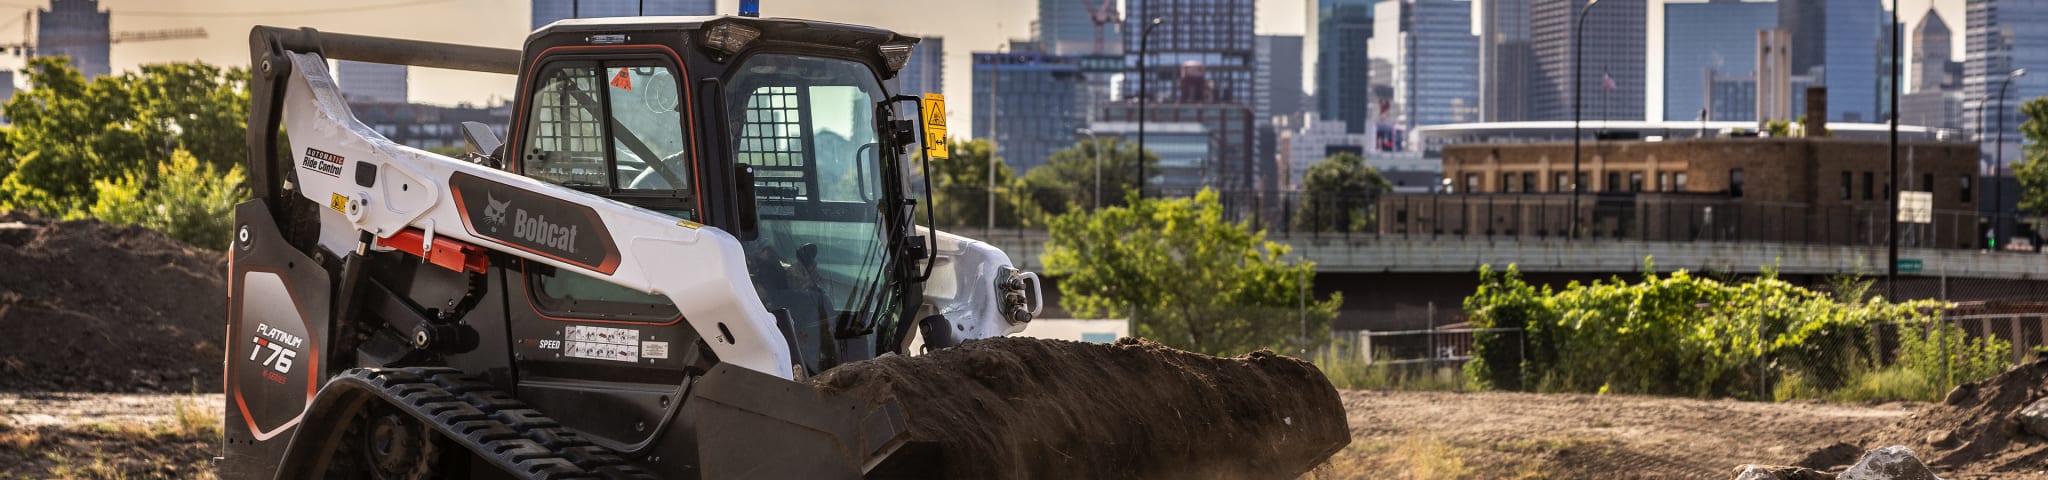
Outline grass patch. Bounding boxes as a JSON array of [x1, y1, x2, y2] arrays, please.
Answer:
[[1775, 367, 1944, 403], [1315, 350, 1470, 391], [168, 395, 221, 440]]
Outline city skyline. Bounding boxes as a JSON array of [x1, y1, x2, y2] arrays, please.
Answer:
[[0, 0, 1976, 136]]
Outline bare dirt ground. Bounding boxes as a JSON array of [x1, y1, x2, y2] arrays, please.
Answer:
[[0, 393, 223, 479], [0, 390, 1968, 480], [1310, 390, 1936, 480]]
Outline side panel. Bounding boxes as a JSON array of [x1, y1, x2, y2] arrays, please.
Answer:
[[220, 200, 333, 480]]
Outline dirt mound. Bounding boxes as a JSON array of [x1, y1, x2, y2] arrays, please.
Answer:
[[1847, 359, 2048, 474], [0, 212, 225, 393], [813, 337, 1350, 480]]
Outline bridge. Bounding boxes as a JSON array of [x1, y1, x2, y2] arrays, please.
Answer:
[[971, 229, 2048, 280], [962, 228, 2048, 331]]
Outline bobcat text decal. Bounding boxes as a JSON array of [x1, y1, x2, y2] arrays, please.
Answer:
[[449, 172, 620, 274]]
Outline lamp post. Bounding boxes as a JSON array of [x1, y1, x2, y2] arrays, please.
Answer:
[[1570, 0, 1602, 240], [1077, 128, 1104, 210], [1137, 16, 1165, 200], [1993, 69, 2028, 246], [987, 41, 1006, 238], [1886, 0, 1900, 298]]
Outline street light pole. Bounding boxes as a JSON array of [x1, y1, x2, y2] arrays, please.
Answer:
[[988, 41, 1006, 239], [1137, 17, 1165, 200], [1887, 0, 1900, 298], [1570, 0, 1601, 240], [1078, 128, 1103, 210], [1994, 69, 2028, 246]]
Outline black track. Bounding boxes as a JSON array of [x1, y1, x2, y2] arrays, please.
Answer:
[[277, 367, 657, 479]]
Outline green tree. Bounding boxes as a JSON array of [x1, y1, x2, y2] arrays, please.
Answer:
[[0, 57, 249, 216], [1293, 152, 1392, 233], [89, 149, 249, 249], [1044, 188, 1341, 355], [1018, 137, 1158, 216], [2014, 97, 2048, 214], [923, 139, 1039, 228]]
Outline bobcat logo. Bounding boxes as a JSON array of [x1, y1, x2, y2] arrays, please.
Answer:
[[483, 193, 511, 232]]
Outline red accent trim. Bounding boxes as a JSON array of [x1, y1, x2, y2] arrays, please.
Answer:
[[505, 44, 705, 219], [377, 228, 490, 274], [518, 259, 688, 326]]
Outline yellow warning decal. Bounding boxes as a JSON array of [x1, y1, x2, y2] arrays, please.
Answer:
[[330, 193, 348, 213], [921, 93, 948, 160]]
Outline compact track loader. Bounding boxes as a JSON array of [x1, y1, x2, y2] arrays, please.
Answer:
[[223, 14, 1043, 478]]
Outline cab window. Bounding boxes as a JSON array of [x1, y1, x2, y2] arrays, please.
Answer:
[[518, 57, 692, 321]]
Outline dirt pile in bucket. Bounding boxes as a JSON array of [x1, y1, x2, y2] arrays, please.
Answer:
[[0, 212, 226, 392], [812, 336, 1351, 480], [1815, 358, 2048, 474]]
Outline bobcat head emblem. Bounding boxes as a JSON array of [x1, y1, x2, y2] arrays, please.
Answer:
[[483, 193, 510, 232]]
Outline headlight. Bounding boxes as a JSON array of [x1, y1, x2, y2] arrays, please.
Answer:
[[879, 43, 916, 72], [703, 22, 762, 56]]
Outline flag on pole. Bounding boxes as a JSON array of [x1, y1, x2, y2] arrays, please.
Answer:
[[1602, 72, 1616, 90]]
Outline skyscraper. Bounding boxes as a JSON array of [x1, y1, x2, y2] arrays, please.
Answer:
[[1396, 0, 1481, 130], [1914, 8, 1956, 92], [1040, 0, 1122, 55], [1663, 0, 1777, 121], [1777, 0, 1883, 122], [337, 61, 409, 105], [1257, 35, 1308, 121], [973, 52, 1085, 173], [1965, 0, 2048, 171], [1529, 0, 1646, 121], [531, 0, 716, 30], [897, 36, 945, 97], [1312, 0, 1375, 133], [1478, 0, 1532, 122], [1126, 0, 1257, 105], [38, 0, 110, 79]]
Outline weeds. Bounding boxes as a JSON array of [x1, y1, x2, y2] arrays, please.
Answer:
[[1314, 349, 1469, 391]]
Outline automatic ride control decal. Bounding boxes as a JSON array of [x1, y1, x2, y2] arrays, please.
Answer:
[[563, 325, 639, 362], [300, 147, 345, 178]]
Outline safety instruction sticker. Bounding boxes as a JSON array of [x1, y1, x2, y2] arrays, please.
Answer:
[[921, 93, 948, 160], [563, 325, 638, 362], [641, 341, 669, 359]]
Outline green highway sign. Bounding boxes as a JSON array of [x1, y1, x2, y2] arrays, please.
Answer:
[[1898, 258, 1923, 274]]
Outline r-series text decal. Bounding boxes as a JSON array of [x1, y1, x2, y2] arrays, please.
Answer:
[[300, 148, 345, 178], [449, 172, 619, 274], [249, 323, 302, 384]]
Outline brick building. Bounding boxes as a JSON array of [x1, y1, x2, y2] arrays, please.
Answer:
[[1379, 138, 1982, 248]]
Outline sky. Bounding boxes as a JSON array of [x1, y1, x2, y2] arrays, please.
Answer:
[[0, 0, 1970, 134]]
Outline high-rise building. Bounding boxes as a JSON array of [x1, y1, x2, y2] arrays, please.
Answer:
[[1914, 8, 1957, 92], [1395, 0, 1481, 131], [972, 52, 1085, 173], [1529, 0, 1647, 121], [898, 36, 945, 97], [1965, 0, 2048, 171], [1704, 73, 1758, 121], [1085, 121, 1213, 190], [1126, 0, 1257, 105], [1479, 0, 1533, 121], [1041, 0, 1122, 55], [1277, 115, 1372, 188], [337, 61, 409, 105], [1102, 102, 1254, 194], [1777, 0, 1883, 122], [1257, 35, 1307, 120], [1663, 0, 1777, 121], [1312, 0, 1375, 133], [38, 0, 110, 79], [1255, 35, 1305, 204], [531, 0, 715, 29]]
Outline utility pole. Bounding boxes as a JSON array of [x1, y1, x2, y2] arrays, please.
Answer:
[[1887, 0, 1900, 299]]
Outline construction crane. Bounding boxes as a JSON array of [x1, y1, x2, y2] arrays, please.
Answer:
[[1082, 0, 1120, 54], [0, 27, 207, 56]]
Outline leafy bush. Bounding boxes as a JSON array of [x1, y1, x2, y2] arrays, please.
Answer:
[[1463, 262, 1956, 399], [88, 150, 248, 249]]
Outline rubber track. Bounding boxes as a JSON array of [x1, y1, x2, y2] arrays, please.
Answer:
[[338, 367, 658, 479]]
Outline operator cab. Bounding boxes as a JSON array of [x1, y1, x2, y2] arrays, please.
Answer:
[[492, 16, 931, 376]]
